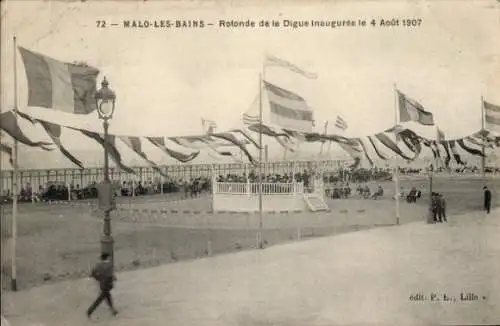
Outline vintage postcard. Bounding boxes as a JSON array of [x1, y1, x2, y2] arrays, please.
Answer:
[[1, 0, 499, 325]]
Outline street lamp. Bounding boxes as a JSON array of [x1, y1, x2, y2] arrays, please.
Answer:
[[427, 163, 435, 224], [95, 77, 116, 263]]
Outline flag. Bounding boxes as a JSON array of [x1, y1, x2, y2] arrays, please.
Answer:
[[147, 137, 199, 163], [264, 55, 317, 79], [0, 111, 53, 149], [397, 90, 435, 126], [242, 113, 260, 125], [18, 47, 99, 114], [335, 115, 348, 131], [484, 100, 500, 132], [119, 136, 167, 176], [264, 81, 314, 133]]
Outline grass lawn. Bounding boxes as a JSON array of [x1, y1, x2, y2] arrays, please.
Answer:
[[1, 176, 497, 291]]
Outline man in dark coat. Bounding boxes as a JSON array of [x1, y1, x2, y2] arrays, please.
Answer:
[[483, 186, 492, 214], [431, 192, 439, 223], [87, 253, 118, 318], [438, 193, 447, 223]]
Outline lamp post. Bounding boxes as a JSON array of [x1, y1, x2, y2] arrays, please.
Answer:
[[95, 77, 116, 263], [427, 163, 435, 224]]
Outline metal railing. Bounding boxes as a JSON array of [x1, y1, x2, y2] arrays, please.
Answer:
[[1, 160, 346, 194]]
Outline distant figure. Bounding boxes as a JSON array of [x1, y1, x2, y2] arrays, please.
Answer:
[[431, 192, 439, 223], [483, 186, 492, 214], [87, 253, 118, 319], [438, 193, 447, 223]]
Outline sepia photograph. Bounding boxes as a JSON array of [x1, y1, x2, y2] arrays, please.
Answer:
[[0, 0, 499, 325]]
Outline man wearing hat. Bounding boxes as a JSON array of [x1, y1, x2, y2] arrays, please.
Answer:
[[483, 186, 492, 214]]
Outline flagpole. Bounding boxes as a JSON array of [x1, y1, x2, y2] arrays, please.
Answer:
[[11, 36, 18, 291], [481, 96, 485, 177], [258, 68, 263, 249], [393, 84, 400, 226], [320, 121, 328, 156]]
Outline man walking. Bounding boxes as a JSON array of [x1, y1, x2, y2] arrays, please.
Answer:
[[87, 253, 118, 318], [483, 186, 492, 214]]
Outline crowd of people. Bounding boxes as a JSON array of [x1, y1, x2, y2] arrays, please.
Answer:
[[0, 177, 212, 204]]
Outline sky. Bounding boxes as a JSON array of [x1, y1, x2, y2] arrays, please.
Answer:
[[1, 0, 500, 169]]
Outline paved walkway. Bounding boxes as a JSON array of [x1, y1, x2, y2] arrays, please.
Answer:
[[3, 209, 500, 326]]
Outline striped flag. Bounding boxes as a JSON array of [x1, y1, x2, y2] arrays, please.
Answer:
[[397, 90, 435, 126], [334, 115, 348, 131], [242, 113, 260, 125], [484, 100, 500, 132], [18, 47, 100, 114], [264, 55, 317, 79], [264, 81, 314, 133]]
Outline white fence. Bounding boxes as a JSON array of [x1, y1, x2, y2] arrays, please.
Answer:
[[214, 182, 304, 195], [212, 181, 307, 212]]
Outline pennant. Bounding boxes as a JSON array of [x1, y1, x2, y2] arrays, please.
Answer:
[[368, 136, 388, 160], [0, 111, 53, 149], [449, 140, 465, 165], [399, 129, 422, 159], [397, 90, 434, 126], [209, 132, 257, 165], [0, 142, 14, 165], [264, 55, 317, 79], [78, 128, 135, 173], [170, 136, 232, 161], [119, 136, 166, 176], [18, 47, 99, 114], [14, 110, 84, 169], [441, 141, 452, 167], [422, 139, 437, 159], [248, 123, 294, 151], [229, 128, 261, 150], [356, 138, 374, 166], [147, 137, 199, 163], [40, 121, 84, 169], [374, 133, 413, 161], [457, 139, 484, 157]]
